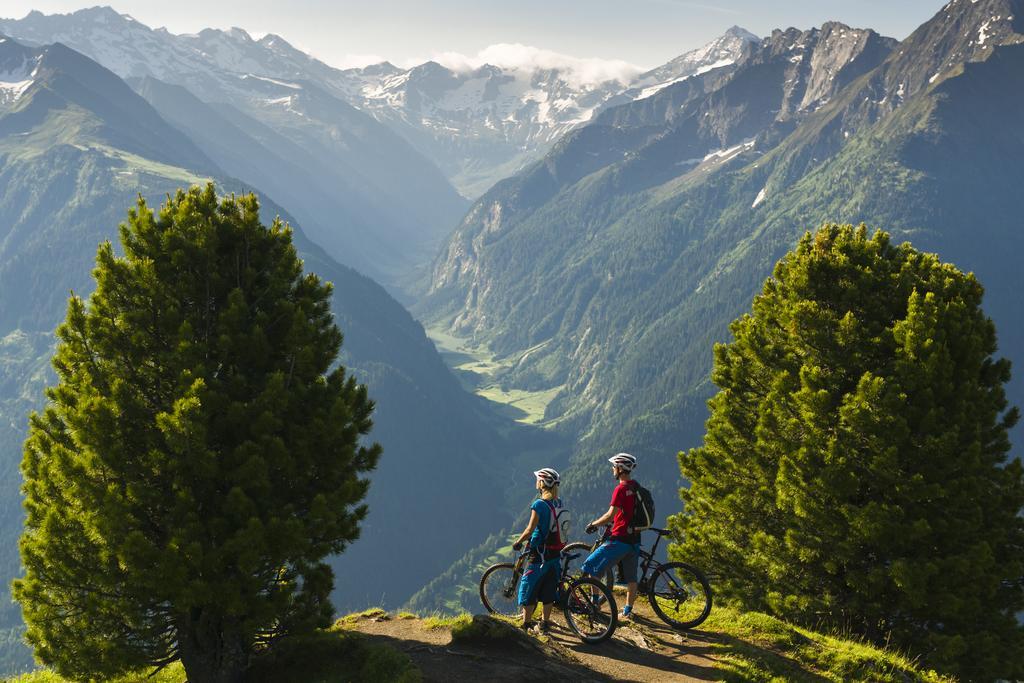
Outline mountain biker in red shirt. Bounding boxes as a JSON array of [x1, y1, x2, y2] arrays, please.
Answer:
[[582, 453, 641, 620]]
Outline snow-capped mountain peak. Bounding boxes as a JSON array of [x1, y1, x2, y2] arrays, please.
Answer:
[[632, 25, 759, 97], [0, 7, 761, 197], [341, 28, 759, 194]]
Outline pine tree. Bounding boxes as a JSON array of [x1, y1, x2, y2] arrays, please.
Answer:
[[673, 224, 1024, 680], [12, 185, 381, 682]]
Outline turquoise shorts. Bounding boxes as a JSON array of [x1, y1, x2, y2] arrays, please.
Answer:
[[517, 557, 559, 605], [581, 540, 639, 583]]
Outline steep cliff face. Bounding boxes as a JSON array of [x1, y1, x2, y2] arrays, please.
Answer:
[[423, 21, 898, 342]]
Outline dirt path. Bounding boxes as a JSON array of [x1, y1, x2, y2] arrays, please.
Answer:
[[348, 601, 724, 682], [548, 601, 722, 682]]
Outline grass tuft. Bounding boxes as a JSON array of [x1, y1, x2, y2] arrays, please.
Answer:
[[423, 613, 473, 631], [334, 607, 390, 628]]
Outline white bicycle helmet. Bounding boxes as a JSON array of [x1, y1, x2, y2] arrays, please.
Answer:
[[608, 452, 637, 472], [534, 468, 560, 488]]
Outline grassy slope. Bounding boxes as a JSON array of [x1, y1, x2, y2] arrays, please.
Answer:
[[699, 605, 949, 682]]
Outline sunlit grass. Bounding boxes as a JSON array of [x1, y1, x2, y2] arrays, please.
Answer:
[[657, 600, 952, 683]]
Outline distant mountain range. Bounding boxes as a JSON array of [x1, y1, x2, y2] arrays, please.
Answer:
[[0, 9, 759, 200], [336, 27, 759, 196], [1, 6, 469, 292], [419, 0, 1024, 533]]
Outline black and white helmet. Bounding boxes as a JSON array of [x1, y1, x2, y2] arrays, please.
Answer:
[[608, 453, 637, 472], [534, 468, 560, 488]]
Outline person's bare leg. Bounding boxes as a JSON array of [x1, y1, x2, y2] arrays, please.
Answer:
[[542, 602, 554, 623], [626, 582, 638, 608], [521, 604, 535, 627]]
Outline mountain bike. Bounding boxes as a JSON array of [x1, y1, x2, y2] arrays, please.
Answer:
[[479, 546, 618, 643], [562, 526, 712, 630]]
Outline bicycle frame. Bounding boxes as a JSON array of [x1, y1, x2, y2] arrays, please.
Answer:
[[592, 525, 672, 588], [636, 531, 669, 589]]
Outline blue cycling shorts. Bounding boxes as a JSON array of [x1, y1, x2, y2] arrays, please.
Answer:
[[517, 557, 559, 606], [581, 540, 639, 583]]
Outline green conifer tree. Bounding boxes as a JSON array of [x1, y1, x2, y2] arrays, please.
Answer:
[[13, 184, 381, 683], [674, 224, 1024, 680]]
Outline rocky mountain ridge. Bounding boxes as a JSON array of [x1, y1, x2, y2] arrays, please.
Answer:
[[341, 26, 760, 196], [0, 6, 468, 292], [0, 8, 760, 198], [426, 20, 899, 334]]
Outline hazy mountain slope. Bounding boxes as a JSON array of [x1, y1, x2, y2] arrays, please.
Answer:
[[0, 7, 468, 291], [127, 74, 434, 289], [342, 27, 759, 197], [420, 0, 1024, 520], [0, 37, 542, 675], [0, 38, 220, 332]]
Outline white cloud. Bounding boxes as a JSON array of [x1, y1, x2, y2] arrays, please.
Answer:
[[403, 43, 644, 87], [335, 53, 388, 69]]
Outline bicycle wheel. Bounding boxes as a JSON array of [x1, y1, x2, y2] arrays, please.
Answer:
[[562, 576, 617, 643], [561, 542, 593, 570], [647, 561, 712, 629], [479, 563, 522, 618]]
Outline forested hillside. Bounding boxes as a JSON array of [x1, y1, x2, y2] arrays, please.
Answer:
[[420, 0, 1024, 517]]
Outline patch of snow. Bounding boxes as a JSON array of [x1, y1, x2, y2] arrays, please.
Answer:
[[634, 58, 735, 100], [752, 186, 767, 208], [243, 74, 301, 89], [978, 19, 992, 46], [0, 55, 41, 104], [0, 78, 34, 101], [703, 139, 756, 162]]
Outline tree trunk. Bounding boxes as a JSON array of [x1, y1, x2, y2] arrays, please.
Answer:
[[177, 612, 249, 683]]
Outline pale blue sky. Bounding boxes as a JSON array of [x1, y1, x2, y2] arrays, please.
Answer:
[[2, 1, 948, 70]]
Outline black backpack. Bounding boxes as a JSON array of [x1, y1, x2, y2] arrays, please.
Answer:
[[630, 481, 655, 532]]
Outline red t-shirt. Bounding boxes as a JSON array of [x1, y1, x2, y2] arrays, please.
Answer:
[[610, 480, 637, 540]]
